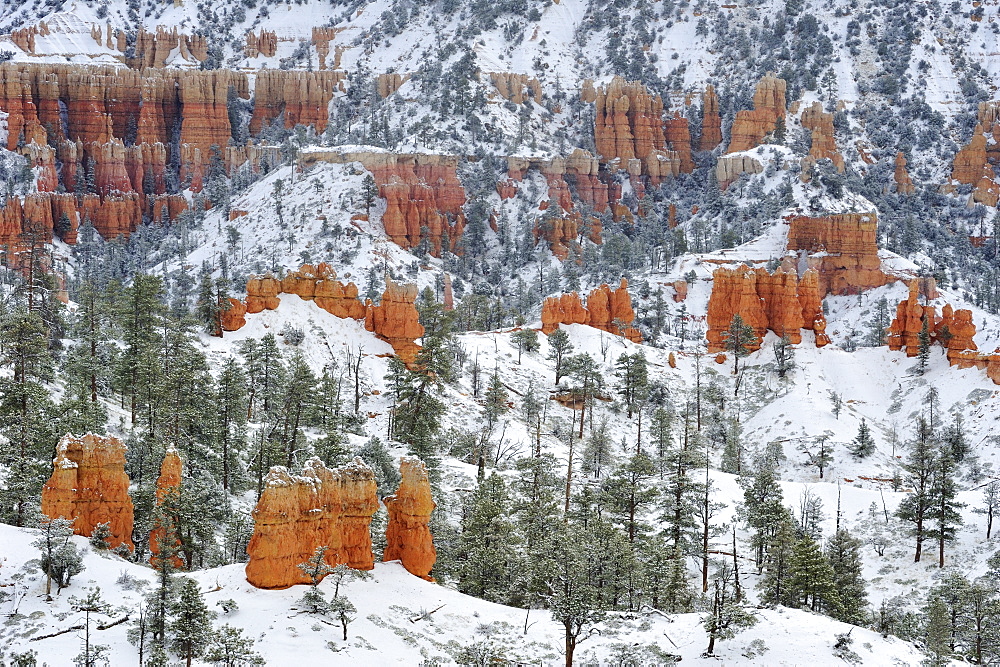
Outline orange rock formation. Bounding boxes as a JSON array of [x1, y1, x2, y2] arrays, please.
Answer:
[[541, 279, 642, 342], [705, 267, 830, 353], [727, 74, 786, 153], [245, 457, 378, 589], [800, 101, 844, 173], [365, 279, 425, 364], [700, 85, 723, 151], [383, 457, 436, 581], [894, 151, 915, 194], [594, 77, 678, 182], [40, 433, 134, 551], [786, 212, 888, 295]]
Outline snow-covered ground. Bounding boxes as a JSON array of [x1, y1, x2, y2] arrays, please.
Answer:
[[0, 521, 930, 665]]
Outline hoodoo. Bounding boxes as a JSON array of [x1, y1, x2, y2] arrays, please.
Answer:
[[40, 434, 134, 551]]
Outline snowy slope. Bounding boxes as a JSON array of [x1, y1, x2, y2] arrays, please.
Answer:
[[0, 522, 930, 666]]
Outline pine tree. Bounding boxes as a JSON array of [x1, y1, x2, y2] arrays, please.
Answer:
[[205, 625, 265, 667], [581, 418, 613, 478], [850, 419, 876, 458], [614, 352, 649, 419], [511, 453, 562, 607], [924, 592, 954, 666], [741, 465, 786, 570], [826, 529, 868, 625], [896, 418, 937, 562], [546, 328, 574, 385], [0, 308, 56, 526], [69, 587, 111, 667], [916, 315, 931, 375], [772, 333, 795, 379], [169, 578, 215, 667], [457, 474, 518, 604], [703, 561, 758, 655], [214, 358, 248, 491], [788, 534, 842, 614], [547, 524, 606, 667], [926, 443, 965, 568], [975, 481, 1000, 539], [722, 314, 757, 384], [600, 451, 658, 544], [33, 517, 84, 597], [511, 328, 539, 364]]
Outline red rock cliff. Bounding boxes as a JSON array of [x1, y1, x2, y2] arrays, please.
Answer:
[[383, 456, 436, 580], [245, 457, 378, 589], [41, 433, 134, 551]]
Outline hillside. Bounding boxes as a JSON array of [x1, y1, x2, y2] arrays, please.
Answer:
[[1, 0, 1000, 665]]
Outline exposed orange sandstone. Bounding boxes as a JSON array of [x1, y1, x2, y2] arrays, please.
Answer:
[[245, 457, 378, 589], [41, 434, 134, 551], [383, 457, 436, 581]]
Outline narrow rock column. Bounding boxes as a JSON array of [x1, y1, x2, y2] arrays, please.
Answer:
[[383, 456, 436, 581]]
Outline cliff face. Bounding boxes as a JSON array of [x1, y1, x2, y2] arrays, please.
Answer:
[[541, 279, 642, 342], [245, 457, 378, 589], [727, 74, 786, 154], [150, 448, 185, 569], [365, 279, 425, 364], [383, 457, 436, 581], [249, 70, 345, 135], [40, 433, 134, 551], [705, 267, 830, 353], [786, 212, 888, 295]]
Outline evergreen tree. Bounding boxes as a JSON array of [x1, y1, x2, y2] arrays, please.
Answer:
[[758, 509, 798, 607], [69, 587, 111, 667], [214, 358, 248, 491], [975, 481, 1000, 539], [772, 333, 795, 379], [916, 315, 931, 375], [787, 534, 842, 614], [546, 328, 574, 385], [926, 443, 965, 568], [457, 474, 518, 604], [614, 352, 649, 419], [169, 578, 215, 667], [741, 465, 786, 569], [924, 592, 954, 666], [850, 419, 876, 458], [826, 528, 868, 625], [33, 517, 84, 596], [547, 525, 606, 667], [511, 453, 562, 607], [896, 418, 938, 563], [703, 562, 758, 655], [722, 314, 757, 385], [511, 328, 539, 364], [0, 308, 56, 526], [600, 451, 658, 544], [581, 418, 613, 479], [205, 625, 265, 667]]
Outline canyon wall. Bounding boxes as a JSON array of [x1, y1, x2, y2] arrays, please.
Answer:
[[40, 433, 134, 551]]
